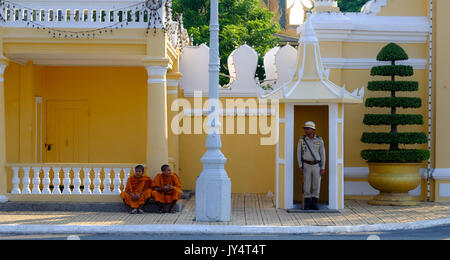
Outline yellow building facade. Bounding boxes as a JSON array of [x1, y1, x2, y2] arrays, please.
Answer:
[[0, 0, 448, 210]]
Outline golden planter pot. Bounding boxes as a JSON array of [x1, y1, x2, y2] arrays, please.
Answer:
[[367, 163, 422, 206]]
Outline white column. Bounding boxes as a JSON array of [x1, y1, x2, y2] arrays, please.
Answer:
[[195, 0, 232, 222], [328, 104, 339, 210], [145, 65, 169, 177], [0, 61, 8, 202]]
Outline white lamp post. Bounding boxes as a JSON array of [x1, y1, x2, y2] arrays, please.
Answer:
[[195, 0, 232, 222]]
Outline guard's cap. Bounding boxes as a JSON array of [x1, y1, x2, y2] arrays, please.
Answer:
[[304, 121, 316, 130]]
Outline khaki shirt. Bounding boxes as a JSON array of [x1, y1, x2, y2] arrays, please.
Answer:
[[297, 135, 326, 170]]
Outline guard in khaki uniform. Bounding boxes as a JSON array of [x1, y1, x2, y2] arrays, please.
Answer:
[[297, 121, 326, 210]]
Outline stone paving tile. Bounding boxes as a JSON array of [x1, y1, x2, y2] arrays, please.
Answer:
[[1, 195, 450, 227], [244, 194, 263, 225]]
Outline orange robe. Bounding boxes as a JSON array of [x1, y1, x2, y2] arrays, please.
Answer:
[[151, 173, 182, 204], [120, 175, 152, 209]]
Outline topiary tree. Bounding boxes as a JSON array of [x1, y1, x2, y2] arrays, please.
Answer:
[[361, 43, 430, 163]]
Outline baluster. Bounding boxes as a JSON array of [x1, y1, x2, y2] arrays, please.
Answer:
[[62, 167, 72, 194], [52, 167, 62, 194], [42, 167, 51, 194], [112, 168, 122, 194], [92, 168, 102, 194], [109, 10, 115, 23], [11, 167, 21, 194], [22, 167, 31, 194], [103, 168, 112, 194], [31, 167, 42, 194], [123, 168, 131, 191], [72, 168, 82, 194], [82, 168, 92, 194]]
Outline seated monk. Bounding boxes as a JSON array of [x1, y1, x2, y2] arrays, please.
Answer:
[[151, 164, 182, 213], [120, 165, 152, 214]]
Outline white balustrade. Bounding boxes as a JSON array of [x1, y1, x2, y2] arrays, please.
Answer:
[[123, 167, 131, 191], [31, 167, 42, 194], [82, 167, 92, 194], [52, 167, 62, 195], [112, 168, 122, 195], [42, 167, 52, 194], [22, 167, 32, 194], [0, 0, 166, 29], [7, 164, 141, 196], [92, 168, 102, 195], [103, 168, 112, 194], [11, 167, 21, 194], [62, 167, 72, 194], [72, 168, 82, 194]]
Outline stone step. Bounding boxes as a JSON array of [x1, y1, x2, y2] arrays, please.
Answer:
[[0, 199, 185, 213], [0, 190, 193, 213]]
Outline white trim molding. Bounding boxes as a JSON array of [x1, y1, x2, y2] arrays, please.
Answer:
[[0, 64, 7, 75], [305, 12, 430, 43], [167, 79, 180, 87], [323, 58, 428, 70], [344, 167, 428, 179], [146, 66, 169, 77], [147, 78, 167, 84], [433, 169, 450, 180]]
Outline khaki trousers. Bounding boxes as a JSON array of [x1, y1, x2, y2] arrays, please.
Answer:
[[303, 163, 321, 199]]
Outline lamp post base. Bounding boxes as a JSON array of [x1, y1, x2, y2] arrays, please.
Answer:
[[195, 173, 231, 222], [0, 195, 8, 203]]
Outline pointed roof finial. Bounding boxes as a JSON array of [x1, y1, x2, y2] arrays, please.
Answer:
[[300, 12, 318, 44]]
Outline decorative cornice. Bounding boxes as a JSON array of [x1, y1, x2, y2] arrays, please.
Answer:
[[304, 12, 430, 43]]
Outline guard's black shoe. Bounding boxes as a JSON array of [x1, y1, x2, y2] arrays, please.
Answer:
[[311, 197, 319, 210], [304, 198, 311, 210]]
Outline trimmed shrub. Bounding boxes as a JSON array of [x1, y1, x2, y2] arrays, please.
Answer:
[[363, 114, 424, 126], [368, 81, 419, 92], [361, 43, 429, 163]]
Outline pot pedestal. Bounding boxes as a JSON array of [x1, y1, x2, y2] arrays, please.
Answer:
[[367, 163, 422, 206], [368, 192, 420, 206]]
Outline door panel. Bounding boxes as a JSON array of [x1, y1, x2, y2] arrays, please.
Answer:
[[46, 101, 89, 163]]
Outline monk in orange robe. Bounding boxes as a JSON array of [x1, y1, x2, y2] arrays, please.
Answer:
[[120, 165, 152, 214], [151, 164, 182, 213]]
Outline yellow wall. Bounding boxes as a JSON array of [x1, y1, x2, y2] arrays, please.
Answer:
[[5, 65, 149, 165], [177, 96, 277, 193], [179, 128, 276, 193], [379, 0, 429, 17], [41, 66, 148, 164]]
